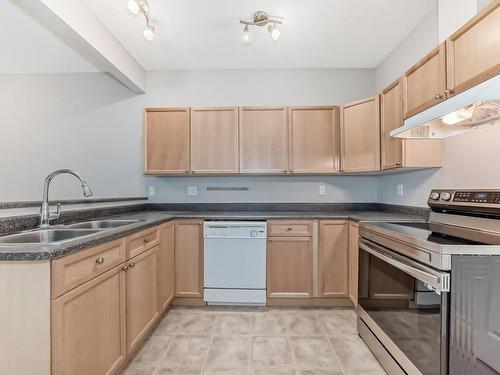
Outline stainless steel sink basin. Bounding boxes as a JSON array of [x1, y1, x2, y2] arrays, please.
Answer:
[[0, 229, 102, 244], [64, 219, 142, 230]]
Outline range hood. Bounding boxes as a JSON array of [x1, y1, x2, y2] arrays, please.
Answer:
[[391, 74, 500, 138]]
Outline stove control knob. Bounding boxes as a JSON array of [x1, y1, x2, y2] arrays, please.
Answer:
[[430, 192, 440, 200], [250, 230, 258, 237], [441, 192, 452, 201]]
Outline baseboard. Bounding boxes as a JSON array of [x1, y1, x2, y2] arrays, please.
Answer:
[[266, 297, 353, 307], [172, 297, 207, 306]]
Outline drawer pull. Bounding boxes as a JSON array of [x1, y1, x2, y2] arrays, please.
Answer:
[[144, 237, 150, 243], [95, 257, 104, 265], [121, 265, 129, 272], [287, 226, 293, 230], [129, 262, 135, 268]]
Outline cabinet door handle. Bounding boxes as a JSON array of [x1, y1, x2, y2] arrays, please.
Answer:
[[444, 89, 453, 96], [95, 257, 104, 265], [287, 226, 293, 231], [144, 237, 150, 243], [121, 265, 129, 272], [129, 262, 135, 268], [396, 161, 402, 166], [434, 93, 443, 100]]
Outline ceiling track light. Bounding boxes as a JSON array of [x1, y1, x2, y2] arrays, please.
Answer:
[[126, 0, 156, 41], [240, 11, 284, 45]]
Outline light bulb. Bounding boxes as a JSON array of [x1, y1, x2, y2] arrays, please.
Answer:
[[143, 25, 155, 40], [442, 107, 474, 125], [268, 23, 281, 41], [242, 25, 251, 46], [127, 0, 139, 14]]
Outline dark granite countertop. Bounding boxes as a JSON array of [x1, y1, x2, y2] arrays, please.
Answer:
[[0, 208, 427, 261]]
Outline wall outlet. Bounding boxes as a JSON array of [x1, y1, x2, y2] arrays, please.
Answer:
[[319, 185, 326, 196], [148, 186, 155, 197], [187, 186, 197, 196], [397, 184, 404, 197]]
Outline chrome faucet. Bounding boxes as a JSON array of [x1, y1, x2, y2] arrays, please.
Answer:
[[40, 169, 93, 228]]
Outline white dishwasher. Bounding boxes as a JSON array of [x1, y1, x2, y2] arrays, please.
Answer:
[[204, 221, 267, 306]]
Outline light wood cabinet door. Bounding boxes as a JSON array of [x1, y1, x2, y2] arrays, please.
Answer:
[[348, 221, 359, 306], [446, 1, 500, 96], [288, 106, 339, 173], [318, 221, 348, 298], [403, 44, 446, 118], [158, 222, 175, 311], [52, 265, 126, 375], [191, 107, 239, 173], [381, 79, 404, 170], [239, 107, 288, 173], [144, 108, 190, 174], [267, 237, 313, 298], [126, 246, 160, 354], [340, 96, 380, 172], [174, 220, 204, 297]]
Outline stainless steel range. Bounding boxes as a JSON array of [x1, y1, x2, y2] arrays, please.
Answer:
[[357, 189, 500, 375]]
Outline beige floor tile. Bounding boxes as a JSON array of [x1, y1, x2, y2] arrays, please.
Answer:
[[206, 335, 250, 367], [154, 365, 202, 375], [164, 335, 212, 366], [122, 364, 156, 375], [215, 313, 252, 335], [344, 369, 387, 375], [328, 336, 384, 372], [155, 311, 187, 335], [133, 335, 173, 364], [317, 310, 357, 335], [290, 337, 342, 369], [285, 314, 324, 336], [202, 366, 250, 375], [252, 367, 297, 375], [251, 336, 293, 367], [253, 313, 289, 335], [180, 313, 219, 334], [297, 368, 344, 375]]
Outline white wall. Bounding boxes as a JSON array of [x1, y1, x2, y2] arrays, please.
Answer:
[[0, 69, 379, 203]]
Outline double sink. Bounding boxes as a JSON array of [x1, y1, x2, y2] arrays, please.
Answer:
[[0, 220, 143, 245]]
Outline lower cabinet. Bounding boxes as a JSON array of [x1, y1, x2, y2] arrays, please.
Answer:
[[267, 236, 313, 298], [125, 246, 160, 354], [158, 222, 175, 310], [174, 220, 204, 298], [348, 221, 359, 306], [318, 220, 349, 297], [52, 264, 126, 375]]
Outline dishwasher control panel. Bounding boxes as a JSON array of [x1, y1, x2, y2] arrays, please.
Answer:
[[204, 221, 267, 239]]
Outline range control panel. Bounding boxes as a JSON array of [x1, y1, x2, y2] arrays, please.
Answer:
[[428, 189, 500, 206]]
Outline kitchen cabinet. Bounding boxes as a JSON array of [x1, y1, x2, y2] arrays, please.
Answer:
[[125, 246, 160, 354], [340, 96, 380, 172], [318, 220, 349, 298], [174, 220, 204, 298], [144, 108, 190, 174], [403, 44, 447, 118], [348, 221, 359, 306], [267, 220, 314, 298], [158, 222, 175, 311], [446, 1, 500, 96], [381, 79, 443, 170], [288, 106, 339, 173], [191, 107, 239, 173], [52, 264, 126, 375], [239, 107, 289, 173]]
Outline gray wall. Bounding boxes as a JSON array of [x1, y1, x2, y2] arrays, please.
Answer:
[[0, 69, 379, 203]]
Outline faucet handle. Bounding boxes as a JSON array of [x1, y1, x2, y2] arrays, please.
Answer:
[[49, 203, 62, 221]]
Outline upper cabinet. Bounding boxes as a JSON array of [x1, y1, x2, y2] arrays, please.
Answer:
[[381, 79, 443, 170], [446, 1, 500, 96], [239, 107, 288, 174], [144, 108, 190, 174], [340, 96, 380, 173], [288, 106, 339, 174], [190, 107, 239, 174], [403, 44, 447, 118]]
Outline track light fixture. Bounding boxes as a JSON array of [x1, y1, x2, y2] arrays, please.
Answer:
[[126, 0, 156, 41], [240, 11, 283, 45]]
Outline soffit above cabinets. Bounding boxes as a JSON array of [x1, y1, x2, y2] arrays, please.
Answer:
[[81, 0, 436, 70]]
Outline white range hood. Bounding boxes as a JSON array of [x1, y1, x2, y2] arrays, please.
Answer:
[[391, 74, 500, 138]]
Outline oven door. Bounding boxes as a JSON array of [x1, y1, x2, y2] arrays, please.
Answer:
[[358, 238, 450, 375]]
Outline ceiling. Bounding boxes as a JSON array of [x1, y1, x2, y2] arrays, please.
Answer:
[[82, 0, 437, 70], [0, 1, 100, 74]]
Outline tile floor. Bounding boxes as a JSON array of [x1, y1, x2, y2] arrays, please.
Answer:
[[122, 306, 387, 375]]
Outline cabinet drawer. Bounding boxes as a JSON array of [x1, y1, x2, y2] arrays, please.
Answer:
[[127, 227, 159, 258], [52, 239, 126, 298], [267, 220, 313, 237]]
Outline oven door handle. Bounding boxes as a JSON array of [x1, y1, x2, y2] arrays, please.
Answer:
[[359, 239, 450, 293]]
